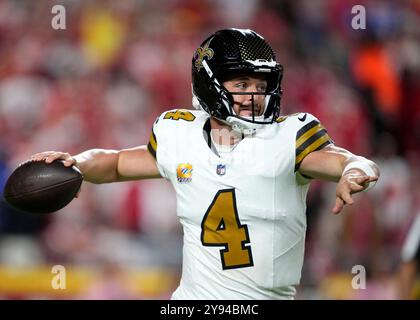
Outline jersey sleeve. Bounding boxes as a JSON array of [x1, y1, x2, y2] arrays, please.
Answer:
[[147, 122, 158, 160], [294, 113, 334, 172], [146, 109, 198, 179]]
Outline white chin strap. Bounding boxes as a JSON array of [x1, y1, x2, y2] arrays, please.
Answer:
[[224, 94, 271, 134], [225, 116, 263, 135], [192, 73, 273, 135]]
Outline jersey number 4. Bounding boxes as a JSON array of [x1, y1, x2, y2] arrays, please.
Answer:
[[163, 110, 195, 121], [201, 189, 254, 270]]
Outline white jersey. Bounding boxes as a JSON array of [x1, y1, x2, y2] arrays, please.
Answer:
[[147, 109, 333, 299]]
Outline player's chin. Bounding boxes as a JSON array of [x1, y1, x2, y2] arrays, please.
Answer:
[[239, 110, 261, 117]]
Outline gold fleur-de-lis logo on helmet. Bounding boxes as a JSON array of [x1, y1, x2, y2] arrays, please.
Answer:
[[194, 40, 214, 71]]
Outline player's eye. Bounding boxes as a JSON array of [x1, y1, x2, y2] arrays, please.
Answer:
[[257, 84, 267, 92], [234, 82, 247, 90]]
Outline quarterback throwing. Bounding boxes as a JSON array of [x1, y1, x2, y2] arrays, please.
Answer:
[[31, 29, 379, 299]]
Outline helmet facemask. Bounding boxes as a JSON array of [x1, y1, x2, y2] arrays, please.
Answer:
[[212, 73, 282, 133]]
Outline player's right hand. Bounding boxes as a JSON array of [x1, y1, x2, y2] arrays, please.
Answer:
[[30, 151, 76, 167], [30, 151, 81, 198]]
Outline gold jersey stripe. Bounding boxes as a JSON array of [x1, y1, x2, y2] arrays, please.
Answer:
[[295, 134, 331, 165], [147, 142, 156, 159], [147, 128, 157, 159], [296, 123, 323, 148], [149, 130, 157, 153], [275, 116, 287, 123]]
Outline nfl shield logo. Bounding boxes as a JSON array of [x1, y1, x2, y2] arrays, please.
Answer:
[[216, 164, 226, 176]]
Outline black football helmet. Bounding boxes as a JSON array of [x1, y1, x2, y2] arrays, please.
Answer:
[[192, 28, 283, 133]]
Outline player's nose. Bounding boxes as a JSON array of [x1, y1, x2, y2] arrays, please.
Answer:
[[243, 89, 256, 104], [243, 91, 261, 106]]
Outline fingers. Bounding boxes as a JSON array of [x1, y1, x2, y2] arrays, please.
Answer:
[[342, 191, 354, 205], [331, 193, 354, 214], [46, 152, 75, 167], [30, 151, 75, 167], [352, 175, 379, 185], [349, 182, 365, 192], [332, 185, 356, 214], [350, 175, 379, 193], [45, 152, 65, 163], [30, 152, 53, 162], [332, 197, 344, 214], [353, 175, 370, 185], [62, 158, 75, 167], [333, 172, 379, 215], [333, 175, 375, 214]]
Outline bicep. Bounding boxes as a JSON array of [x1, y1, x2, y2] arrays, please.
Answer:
[[298, 145, 354, 182], [117, 145, 162, 181]]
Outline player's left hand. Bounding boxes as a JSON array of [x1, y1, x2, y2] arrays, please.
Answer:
[[332, 170, 378, 214]]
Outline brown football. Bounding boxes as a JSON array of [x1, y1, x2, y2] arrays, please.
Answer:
[[3, 160, 83, 214]]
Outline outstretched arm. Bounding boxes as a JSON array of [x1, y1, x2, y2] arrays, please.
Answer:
[[31, 146, 161, 184], [299, 145, 379, 214]]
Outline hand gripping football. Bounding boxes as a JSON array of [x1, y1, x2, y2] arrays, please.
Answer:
[[3, 160, 83, 214]]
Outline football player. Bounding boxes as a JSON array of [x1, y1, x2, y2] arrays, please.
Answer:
[[31, 29, 379, 299]]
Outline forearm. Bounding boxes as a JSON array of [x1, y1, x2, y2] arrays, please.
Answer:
[[298, 145, 380, 214], [73, 149, 121, 184], [298, 147, 348, 181], [299, 145, 379, 182]]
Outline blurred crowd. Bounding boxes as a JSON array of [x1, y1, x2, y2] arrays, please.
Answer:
[[0, 0, 419, 299]]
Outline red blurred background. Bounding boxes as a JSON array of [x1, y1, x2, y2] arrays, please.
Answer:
[[0, 0, 419, 299]]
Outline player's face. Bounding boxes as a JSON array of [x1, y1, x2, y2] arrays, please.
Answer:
[[222, 75, 267, 118]]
